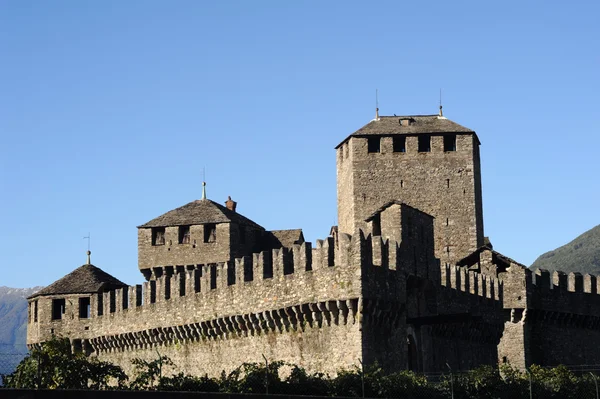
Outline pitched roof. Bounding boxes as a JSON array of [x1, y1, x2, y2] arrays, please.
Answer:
[[364, 200, 434, 222], [138, 199, 264, 229], [457, 245, 527, 270], [29, 264, 127, 298], [336, 115, 476, 148], [263, 229, 305, 249]]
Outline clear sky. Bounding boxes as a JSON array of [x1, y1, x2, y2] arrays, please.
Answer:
[[1, 1, 598, 288]]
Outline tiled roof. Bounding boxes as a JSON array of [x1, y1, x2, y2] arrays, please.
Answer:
[[264, 229, 305, 249], [336, 115, 475, 148], [364, 200, 434, 222], [138, 199, 264, 230], [457, 245, 526, 269], [29, 264, 127, 298]]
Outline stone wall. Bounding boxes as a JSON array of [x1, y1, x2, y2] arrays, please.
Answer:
[[337, 133, 484, 265], [137, 223, 264, 277]]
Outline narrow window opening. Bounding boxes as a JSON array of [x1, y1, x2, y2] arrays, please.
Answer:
[[210, 264, 217, 289], [79, 297, 91, 319], [52, 298, 65, 320], [367, 137, 381, 153], [109, 290, 116, 312], [400, 180, 404, 188], [444, 134, 457, 152], [204, 223, 216, 243], [446, 218, 449, 226], [446, 179, 450, 188], [97, 295, 104, 316], [149, 281, 156, 303], [178, 225, 191, 244], [152, 227, 165, 246], [34, 300, 38, 322], [372, 214, 381, 236], [393, 136, 406, 153], [418, 135, 431, 152]]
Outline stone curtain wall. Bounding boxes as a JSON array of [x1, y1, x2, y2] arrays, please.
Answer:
[[527, 270, 600, 366]]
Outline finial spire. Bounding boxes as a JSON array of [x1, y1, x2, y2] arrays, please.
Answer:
[[87, 250, 91, 265], [201, 167, 207, 200], [83, 233, 91, 263], [439, 88, 443, 117], [375, 89, 380, 120]]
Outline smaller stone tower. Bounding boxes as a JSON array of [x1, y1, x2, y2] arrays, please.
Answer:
[[26, 252, 126, 352], [137, 197, 266, 280]]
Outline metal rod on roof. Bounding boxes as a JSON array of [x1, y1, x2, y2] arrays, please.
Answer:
[[375, 89, 380, 120]]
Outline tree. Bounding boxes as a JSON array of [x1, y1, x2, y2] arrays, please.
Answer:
[[1, 337, 126, 389]]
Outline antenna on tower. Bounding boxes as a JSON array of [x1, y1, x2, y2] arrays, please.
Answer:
[[375, 89, 380, 120], [201, 167, 207, 200], [438, 88, 444, 117], [83, 233, 91, 264]]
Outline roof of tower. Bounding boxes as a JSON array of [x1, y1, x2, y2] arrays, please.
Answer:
[[364, 200, 434, 222], [263, 229, 305, 249], [138, 199, 264, 229], [28, 264, 127, 299], [335, 115, 476, 148]]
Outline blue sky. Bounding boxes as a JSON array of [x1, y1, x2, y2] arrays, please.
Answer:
[[1, 1, 598, 288]]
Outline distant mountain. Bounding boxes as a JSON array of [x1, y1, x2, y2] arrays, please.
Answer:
[[0, 286, 42, 378], [0, 286, 42, 352], [530, 225, 600, 275]]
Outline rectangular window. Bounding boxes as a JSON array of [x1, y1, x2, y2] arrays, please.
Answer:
[[79, 297, 91, 319], [367, 137, 380, 153], [393, 136, 406, 153], [52, 298, 65, 320], [152, 227, 166, 246], [444, 134, 457, 151], [418, 135, 431, 152], [34, 300, 38, 322], [179, 225, 191, 244], [372, 214, 381, 236], [204, 223, 216, 243]]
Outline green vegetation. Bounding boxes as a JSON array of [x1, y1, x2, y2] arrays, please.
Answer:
[[3, 338, 600, 398], [1, 338, 126, 389], [531, 224, 600, 274]]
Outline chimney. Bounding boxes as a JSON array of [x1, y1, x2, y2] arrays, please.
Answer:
[[225, 196, 237, 212]]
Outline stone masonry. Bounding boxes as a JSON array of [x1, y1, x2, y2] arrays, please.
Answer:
[[26, 111, 600, 376]]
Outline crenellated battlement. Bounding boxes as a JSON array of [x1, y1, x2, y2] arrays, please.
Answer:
[[59, 231, 419, 341], [440, 264, 503, 302], [530, 269, 600, 317]]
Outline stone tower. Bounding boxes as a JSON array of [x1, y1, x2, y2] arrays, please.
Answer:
[[336, 113, 484, 264]]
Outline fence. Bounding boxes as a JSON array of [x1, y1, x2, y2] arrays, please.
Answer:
[[3, 349, 600, 399]]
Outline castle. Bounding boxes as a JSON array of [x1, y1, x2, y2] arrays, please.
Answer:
[[26, 110, 600, 375]]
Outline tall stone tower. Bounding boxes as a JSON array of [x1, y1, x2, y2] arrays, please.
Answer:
[[336, 112, 484, 264]]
